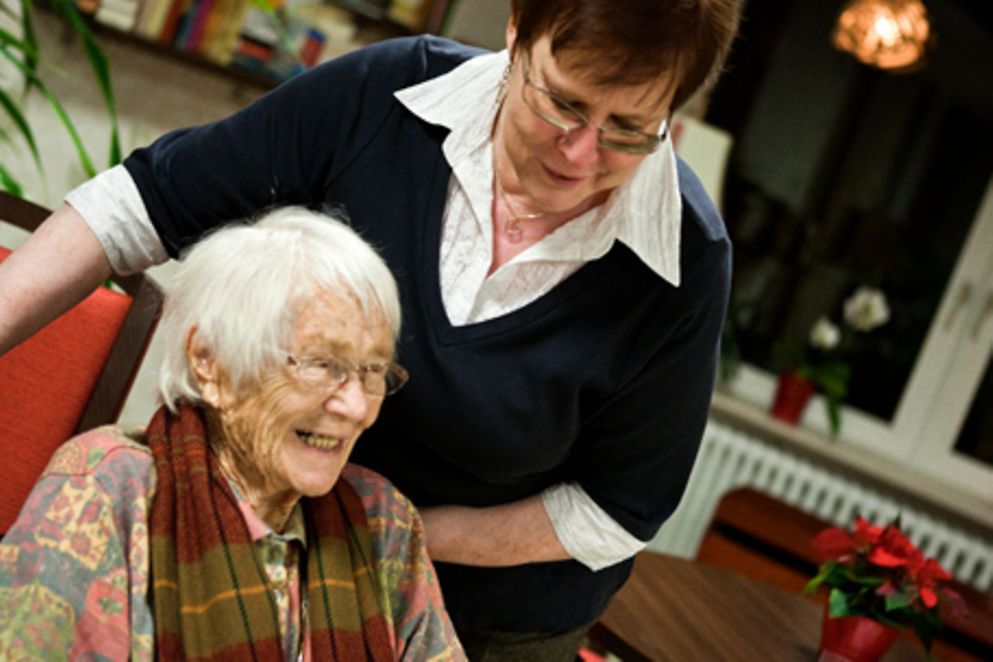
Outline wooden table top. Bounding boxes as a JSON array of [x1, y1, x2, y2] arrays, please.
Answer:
[[592, 552, 923, 661]]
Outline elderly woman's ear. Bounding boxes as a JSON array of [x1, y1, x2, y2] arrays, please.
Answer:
[[185, 325, 229, 410]]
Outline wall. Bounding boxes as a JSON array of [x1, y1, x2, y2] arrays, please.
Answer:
[[443, 0, 509, 50]]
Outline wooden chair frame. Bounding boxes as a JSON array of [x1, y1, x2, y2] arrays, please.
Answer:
[[0, 191, 163, 431]]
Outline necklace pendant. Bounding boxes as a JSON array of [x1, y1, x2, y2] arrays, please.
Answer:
[[505, 218, 524, 242]]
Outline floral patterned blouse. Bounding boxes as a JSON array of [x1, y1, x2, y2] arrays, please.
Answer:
[[0, 427, 464, 661]]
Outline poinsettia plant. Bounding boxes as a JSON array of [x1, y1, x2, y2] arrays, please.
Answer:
[[805, 516, 963, 651]]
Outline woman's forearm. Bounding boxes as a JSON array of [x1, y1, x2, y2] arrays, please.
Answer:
[[419, 494, 571, 566], [0, 204, 111, 355]]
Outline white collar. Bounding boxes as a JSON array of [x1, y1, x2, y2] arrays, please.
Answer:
[[395, 50, 683, 286]]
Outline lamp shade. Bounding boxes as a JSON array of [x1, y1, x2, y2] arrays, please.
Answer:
[[832, 0, 932, 71]]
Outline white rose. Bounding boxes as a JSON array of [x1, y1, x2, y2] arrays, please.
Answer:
[[809, 316, 840, 350], [844, 287, 890, 332]]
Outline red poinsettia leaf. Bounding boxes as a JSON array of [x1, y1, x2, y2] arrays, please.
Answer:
[[812, 527, 854, 561], [907, 550, 926, 574], [918, 558, 952, 583], [869, 525, 921, 568], [884, 523, 912, 544], [920, 586, 939, 608], [868, 546, 910, 567], [853, 516, 883, 545]]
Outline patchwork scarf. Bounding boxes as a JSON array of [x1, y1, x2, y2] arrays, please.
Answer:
[[147, 404, 394, 661]]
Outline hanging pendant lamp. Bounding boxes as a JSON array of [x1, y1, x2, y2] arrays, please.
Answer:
[[832, 0, 933, 72]]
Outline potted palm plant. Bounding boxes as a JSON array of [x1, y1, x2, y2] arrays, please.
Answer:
[[0, 0, 120, 195]]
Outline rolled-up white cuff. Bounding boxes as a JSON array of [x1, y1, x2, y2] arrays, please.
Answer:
[[541, 482, 647, 571], [65, 165, 168, 275]]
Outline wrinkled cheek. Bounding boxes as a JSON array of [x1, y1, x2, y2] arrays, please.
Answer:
[[224, 383, 301, 489]]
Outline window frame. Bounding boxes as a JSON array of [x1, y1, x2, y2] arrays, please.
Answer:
[[721, 177, 993, 500]]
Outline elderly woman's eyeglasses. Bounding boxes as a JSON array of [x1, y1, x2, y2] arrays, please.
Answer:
[[520, 58, 667, 155], [286, 354, 409, 396]]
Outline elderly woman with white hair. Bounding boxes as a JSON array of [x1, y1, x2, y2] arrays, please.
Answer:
[[0, 207, 464, 661]]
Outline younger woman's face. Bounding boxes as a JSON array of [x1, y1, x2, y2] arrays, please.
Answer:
[[495, 31, 674, 214]]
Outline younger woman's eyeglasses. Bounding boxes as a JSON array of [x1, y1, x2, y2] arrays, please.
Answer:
[[520, 56, 668, 155]]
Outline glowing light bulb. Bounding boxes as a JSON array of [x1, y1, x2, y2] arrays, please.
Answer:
[[832, 0, 932, 71], [874, 14, 900, 45]]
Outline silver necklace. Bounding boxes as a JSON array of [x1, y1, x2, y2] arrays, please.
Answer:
[[495, 172, 546, 243]]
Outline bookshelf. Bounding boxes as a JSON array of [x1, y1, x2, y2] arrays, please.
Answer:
[[72, 0, 451, 90], [83, 17, 281, 89]]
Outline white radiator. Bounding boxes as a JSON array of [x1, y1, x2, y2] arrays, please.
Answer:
[[647, 419, 993, 593]]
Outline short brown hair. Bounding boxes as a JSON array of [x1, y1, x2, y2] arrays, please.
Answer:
[[510, 0, 743, 111]]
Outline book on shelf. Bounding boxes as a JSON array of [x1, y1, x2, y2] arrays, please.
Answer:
[[134, 0, 174, 40], [198, 0, 230, 60], [83, 0, 356, 81], [172, 0, 199, 48], [94, 0, 141, 31], [158, 0, 194, 45], [178, 0, 217, 51], [201, 0, 253, 64]]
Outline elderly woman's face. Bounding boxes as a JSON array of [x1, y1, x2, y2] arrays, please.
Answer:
[[497, 32, 675, 213], [214, 290, 393, 503]]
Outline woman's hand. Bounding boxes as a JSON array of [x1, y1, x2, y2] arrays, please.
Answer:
[[419, 495, 571, 566]]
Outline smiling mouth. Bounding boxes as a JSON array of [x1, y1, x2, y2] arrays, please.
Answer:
[[296, 430, 344, 450]]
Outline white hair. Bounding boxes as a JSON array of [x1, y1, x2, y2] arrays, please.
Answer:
[[156, 206, 401, 410]]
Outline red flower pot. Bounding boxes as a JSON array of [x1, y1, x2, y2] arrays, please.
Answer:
[[770, 371, 815, 424], [818, 609, 900, 662]]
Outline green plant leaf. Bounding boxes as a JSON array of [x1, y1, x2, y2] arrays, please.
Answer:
[[870, 609, 907, 630], [0, 47, 96, 176], [0, 24, 36, 56], [826, 395, 842, 437], [828, 588, 853, 617], [44, 90, 96, 176], [0, 163, 24, 196], [796, 357, 850, 436], [19, 0, 39, 79], [805, 565, 833, 594], [848, 573, 886, 587], [0, 84, 43, 174], [51, 0, 121, 165], [0, 0, 41, 97], [884, 591, 914, 611]]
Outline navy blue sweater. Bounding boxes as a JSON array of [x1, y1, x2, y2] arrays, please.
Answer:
[[125, 36, 731, 633]]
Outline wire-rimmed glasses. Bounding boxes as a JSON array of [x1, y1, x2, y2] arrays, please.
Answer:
[[286, 353, 409, 396], [520, 56, 668, 155]]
